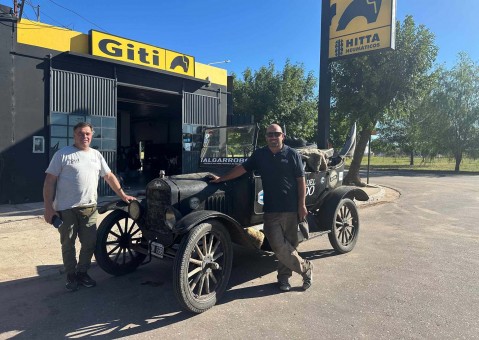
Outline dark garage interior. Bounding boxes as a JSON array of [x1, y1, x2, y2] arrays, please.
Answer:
[[116, 85, 183, 189]]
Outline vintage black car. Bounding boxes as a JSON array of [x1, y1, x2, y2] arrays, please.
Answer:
[[94, 124, 368, 313]]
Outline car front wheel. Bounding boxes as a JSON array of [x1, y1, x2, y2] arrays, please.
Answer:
[[173, 220, 233, 313], [94, 210, 146, 275]]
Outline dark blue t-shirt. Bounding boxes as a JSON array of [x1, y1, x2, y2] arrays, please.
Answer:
[[242, 145, 305, 213]]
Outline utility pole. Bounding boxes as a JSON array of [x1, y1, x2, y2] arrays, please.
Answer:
[[17, 0, 25, 20], [317, 0, 331, 149], [34, 4, 39, 21]]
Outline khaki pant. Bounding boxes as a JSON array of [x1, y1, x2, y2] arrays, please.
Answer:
[[263, 212, 308, 282], [58, 206, 98, 274]]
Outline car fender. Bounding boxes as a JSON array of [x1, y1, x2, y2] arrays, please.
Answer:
[[98, 199, 129, 214], [97, 198, 144, 215], [312, 186, 368, 231], [173, 210, 256, 248]]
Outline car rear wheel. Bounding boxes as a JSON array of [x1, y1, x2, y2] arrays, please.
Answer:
[[94, 210, 146, 275], [173, 220, 233, 313], [328, 198, 359, 253]]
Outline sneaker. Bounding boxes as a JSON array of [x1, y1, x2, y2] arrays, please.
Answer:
[[65, 273, 79, 291], [302, 261, 313, 291], [76, 272, 96, 288], [278, 279, 291, 292]]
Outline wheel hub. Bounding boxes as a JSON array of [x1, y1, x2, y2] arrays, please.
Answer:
[[201, 254, 220, 271], [119, 234, 131, 248]]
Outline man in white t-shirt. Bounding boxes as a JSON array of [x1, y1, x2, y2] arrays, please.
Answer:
[[43, 122, 136, 291]]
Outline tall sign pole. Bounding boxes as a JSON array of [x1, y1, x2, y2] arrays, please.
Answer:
[[317, 0, 331, 149]]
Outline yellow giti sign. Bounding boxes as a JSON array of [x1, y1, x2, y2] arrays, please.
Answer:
[[90, 30, 195, 77], [329, 0, 396, 60]]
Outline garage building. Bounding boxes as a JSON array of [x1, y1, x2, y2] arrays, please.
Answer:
[[0, 5, 236, 204]]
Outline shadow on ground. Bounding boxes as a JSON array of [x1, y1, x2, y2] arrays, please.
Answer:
[[0, 244, 340, 339]]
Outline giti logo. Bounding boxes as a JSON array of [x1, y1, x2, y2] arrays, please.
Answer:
[[90, 31, 195, 76], [170, 55, 190, 73], [92, 31, 167, 68], [333, 0, 382, 32]]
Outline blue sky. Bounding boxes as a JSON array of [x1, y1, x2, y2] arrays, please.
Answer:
[[16, 0, 479, 81]]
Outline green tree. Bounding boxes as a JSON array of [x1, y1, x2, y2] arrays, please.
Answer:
[[331, 16, 438, 185], [430, 53, 479, 171], [377, 71, 438, 165], [232, 60, 317, 141], [370, 137, 400, 156]]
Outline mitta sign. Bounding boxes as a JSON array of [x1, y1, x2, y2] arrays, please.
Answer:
[[90, 30, 195, 77]]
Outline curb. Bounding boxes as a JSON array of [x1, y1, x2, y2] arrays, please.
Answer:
[[354, 184, 385, 207], [365, 184, 385, 202]]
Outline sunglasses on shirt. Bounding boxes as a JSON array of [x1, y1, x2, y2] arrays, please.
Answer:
[[266, 132, 283, 137]]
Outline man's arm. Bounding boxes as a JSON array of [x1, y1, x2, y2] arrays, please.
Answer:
[[43, 173, 58, 224], [210, 165, 247, 183], [297, 177, 307, 221], [103, 172, 136, 203]]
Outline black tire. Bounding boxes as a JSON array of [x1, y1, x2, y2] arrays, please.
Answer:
[[328, 198, 359, 253], [94, 210, 147, 276], [173, 220, 233, 313]]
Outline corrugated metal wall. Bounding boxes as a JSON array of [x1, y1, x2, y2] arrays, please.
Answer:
[[183, 92, 220, 126], [50, 69, 117, 196], [182, 92, 220, 173], [51, 69, 116, 117]]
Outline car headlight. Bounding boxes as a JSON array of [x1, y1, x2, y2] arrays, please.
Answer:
[[128, 200, 142, 220], [165, 206, 178, 229]]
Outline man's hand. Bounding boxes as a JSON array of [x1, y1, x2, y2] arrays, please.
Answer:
[[298, 205, 308, 222], [121, 194, 136, 204], [208, 165, 247, 184], [44, 207, 58, 225], [43, 173, 58, 225], [209, 174, 221, 183]]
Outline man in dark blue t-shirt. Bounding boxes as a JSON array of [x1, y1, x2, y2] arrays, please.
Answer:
[[210, 123, 313, 291]]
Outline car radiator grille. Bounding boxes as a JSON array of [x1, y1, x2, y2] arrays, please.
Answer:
[[145, 179, 170, 232]]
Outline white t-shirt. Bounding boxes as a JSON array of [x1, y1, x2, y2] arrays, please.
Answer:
[[46, 146, 111, 211]]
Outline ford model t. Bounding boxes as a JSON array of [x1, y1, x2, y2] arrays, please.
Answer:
[[94, 124, 368, 313]]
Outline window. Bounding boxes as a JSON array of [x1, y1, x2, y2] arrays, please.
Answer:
[[50, 113, 117, 156]]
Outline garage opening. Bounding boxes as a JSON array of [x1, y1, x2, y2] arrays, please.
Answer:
[[116, 85, 182, 190]]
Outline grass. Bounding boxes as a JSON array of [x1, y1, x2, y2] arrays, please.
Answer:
[[345, 156, 479, 172]]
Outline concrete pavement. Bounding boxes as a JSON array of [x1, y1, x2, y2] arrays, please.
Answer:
[[0, 184, 395, 283]]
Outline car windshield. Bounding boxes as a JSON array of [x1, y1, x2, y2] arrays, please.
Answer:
[[200, 125, 256, 160]]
